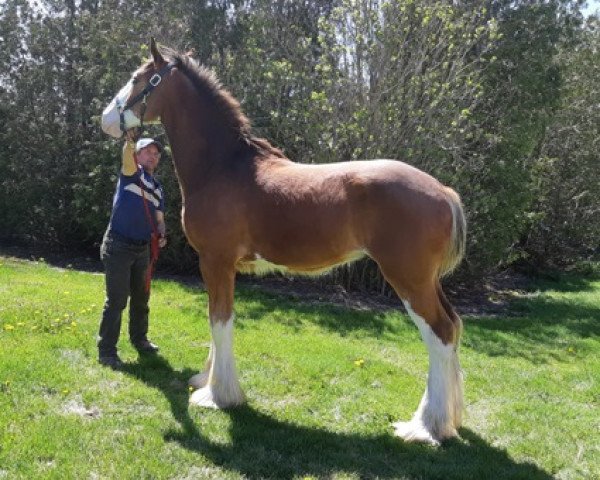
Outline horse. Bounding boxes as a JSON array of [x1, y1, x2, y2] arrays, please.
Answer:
[[101, 39, 466, 446]]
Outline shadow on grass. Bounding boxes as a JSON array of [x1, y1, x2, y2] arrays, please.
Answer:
[[175, 280, 599, 362], [121, 355, 199, 439], [174, 282, 406, 341], [521, 273, 599, 294], [463, 291, 600, 362], [123, 355, 552, 480]]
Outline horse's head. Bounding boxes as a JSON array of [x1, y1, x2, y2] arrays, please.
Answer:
[[101, 38, 175, 138]]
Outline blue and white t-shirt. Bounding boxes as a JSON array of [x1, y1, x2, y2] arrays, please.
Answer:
[[108, 166, 165, 242]]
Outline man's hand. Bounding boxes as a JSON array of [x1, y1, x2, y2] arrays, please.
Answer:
[[125, 129, 139, 143], [156, 215, 167, 248]]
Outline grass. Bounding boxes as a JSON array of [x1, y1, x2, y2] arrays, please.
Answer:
[[0, 255, 598, 479]]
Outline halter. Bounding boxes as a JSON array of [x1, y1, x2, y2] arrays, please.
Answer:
[[119, 62, 175, 136]]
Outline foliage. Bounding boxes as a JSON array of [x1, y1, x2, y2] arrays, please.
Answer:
[[520, 17, 600, 268], [0, 0, 595, 286]]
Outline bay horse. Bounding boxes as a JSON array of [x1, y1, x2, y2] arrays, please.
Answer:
[[101, 39, 466, 445]]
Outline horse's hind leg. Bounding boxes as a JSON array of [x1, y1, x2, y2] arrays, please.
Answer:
[[437, 282, 463, 346], [189, 256, 245, 408], [435, 282, 464, 428], [387, 277, 463, 445]]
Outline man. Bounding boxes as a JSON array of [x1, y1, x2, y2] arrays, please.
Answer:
[[97, 132, 167, 368]]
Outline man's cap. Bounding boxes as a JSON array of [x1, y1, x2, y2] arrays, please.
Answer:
[[135, 138, 163, 153]]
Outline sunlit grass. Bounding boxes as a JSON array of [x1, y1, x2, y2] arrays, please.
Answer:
[[0, 256, 598, 479]]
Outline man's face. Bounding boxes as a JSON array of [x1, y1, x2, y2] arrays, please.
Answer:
[[137, 144, 161, 172]]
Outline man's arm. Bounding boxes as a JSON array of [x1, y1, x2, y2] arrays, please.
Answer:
[[122, 131, 138, 176]]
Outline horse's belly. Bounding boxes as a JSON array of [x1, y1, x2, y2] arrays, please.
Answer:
[[236, 250, 366, 277], [237, 254, 290, 276]]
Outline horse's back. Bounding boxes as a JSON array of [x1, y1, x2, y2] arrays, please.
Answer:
[[240, 157, 453, 267], [254, 157, 447, 200], [253, 157, 452, 232]]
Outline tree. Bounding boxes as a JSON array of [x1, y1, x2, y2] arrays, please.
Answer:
[[0, 0, 592, 288], [522, 15, 600, 267]]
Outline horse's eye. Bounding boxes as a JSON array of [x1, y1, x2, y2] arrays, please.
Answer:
[[131, 77, 139, 85]]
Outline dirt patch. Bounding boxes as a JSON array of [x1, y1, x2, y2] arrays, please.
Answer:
[[444, 270, 533, 317], [0, 241, 102, 273], [61, 396, 102, 419], [236, 271, 531, 317], [174, 466, 226, 480]]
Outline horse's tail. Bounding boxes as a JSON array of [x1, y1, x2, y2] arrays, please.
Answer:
[[439, 187, 467, 278]]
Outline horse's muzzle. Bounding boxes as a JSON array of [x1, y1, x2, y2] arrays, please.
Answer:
[[101, 80, 139, 138]]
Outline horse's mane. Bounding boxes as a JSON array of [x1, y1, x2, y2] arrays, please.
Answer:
[[160, 48, 286, 159]]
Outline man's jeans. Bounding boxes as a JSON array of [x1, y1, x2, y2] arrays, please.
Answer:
[[98, 230, 151, 357]]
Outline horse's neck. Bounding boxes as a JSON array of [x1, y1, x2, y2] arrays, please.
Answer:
[[162, 92, 240, 198], [163, 120, 207, 197]]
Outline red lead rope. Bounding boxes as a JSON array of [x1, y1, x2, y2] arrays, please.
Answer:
[[134, 151, 160, 293]]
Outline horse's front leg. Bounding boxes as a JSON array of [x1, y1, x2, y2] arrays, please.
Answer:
[[188, 341, 213, 389], [189, 256, 245, 408]]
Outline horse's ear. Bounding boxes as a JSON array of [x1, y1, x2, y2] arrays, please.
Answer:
[[150, 37, 164, 65]]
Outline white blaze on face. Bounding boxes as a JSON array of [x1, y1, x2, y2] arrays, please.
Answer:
[[101, 79, 140, 138]]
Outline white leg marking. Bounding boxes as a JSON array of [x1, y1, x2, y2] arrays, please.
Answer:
[[189, 316, 245, 408], [393, 300, 463, 445]]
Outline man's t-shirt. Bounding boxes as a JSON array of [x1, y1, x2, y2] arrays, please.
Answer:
[[108, 166, 165, 242]]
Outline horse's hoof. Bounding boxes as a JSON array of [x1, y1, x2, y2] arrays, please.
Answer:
[[392, 419, 457, 446], [188, 372, 209, 389], [189, 386, 219, 408]]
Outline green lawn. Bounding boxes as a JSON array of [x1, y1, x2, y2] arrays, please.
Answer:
[[0, 256, 598, 479]]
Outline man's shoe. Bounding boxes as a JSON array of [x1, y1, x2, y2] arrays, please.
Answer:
[[133, 339, 160, 354], [99, 355, 124, 369]]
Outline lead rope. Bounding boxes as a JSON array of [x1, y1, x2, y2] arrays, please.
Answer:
[[125, 71, 162, 293], [133, 149, 160, 293]]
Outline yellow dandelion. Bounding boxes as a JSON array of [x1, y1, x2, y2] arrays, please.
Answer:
[[71, 321, 77, 327], [188, 386, 194, 393], [62, 389, 69, 394], [3, 324, 15, 331], [354, 358, 365, 367], [63, 291, 70, 295]]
